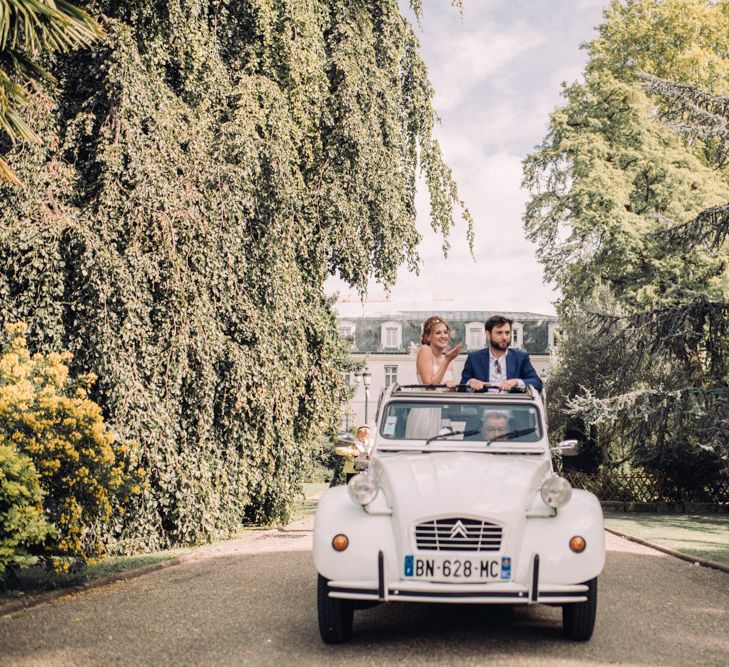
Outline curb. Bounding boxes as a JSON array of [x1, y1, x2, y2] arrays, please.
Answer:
[[0, 555, 191, 618], [0, 523, 299, 619], [605, 527, 729, 574]]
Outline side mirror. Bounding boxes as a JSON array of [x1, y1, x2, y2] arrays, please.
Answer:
[[551, 439, 580, 456]]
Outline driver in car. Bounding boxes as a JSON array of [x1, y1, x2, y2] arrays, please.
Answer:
[[481, 412, 509, 441]]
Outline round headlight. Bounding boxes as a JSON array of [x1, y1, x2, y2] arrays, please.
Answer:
[[347, 471, 378, 506], [541, 475, 572, 508]]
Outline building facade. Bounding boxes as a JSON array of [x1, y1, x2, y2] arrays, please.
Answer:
[[339, 311, 559, 429]]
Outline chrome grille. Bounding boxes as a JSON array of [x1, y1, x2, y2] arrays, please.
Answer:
[[414, 517, 502, 552]]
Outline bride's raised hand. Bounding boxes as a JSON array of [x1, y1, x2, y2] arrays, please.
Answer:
[[445, 342, 462, 362]]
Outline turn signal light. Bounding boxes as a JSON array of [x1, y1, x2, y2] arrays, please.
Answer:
[[332, 534, 349, 551], [569, 536, 586, 553]]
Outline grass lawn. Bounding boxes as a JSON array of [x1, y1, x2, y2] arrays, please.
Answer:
[[604, 513, 729, 567]]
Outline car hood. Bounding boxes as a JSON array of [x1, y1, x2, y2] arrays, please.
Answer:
[[371, 452, 550, 521]]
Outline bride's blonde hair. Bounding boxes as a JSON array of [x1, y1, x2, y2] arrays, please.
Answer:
[[421, 315, 450, 345]]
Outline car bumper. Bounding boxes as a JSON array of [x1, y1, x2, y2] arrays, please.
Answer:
[[325, 551, 588, 604], [326, 579, 588, 604]]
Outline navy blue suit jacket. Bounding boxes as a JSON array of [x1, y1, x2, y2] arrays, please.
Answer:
[[460, 348, 543, 393]]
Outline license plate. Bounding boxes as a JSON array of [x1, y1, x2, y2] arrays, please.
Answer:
[[404, 555, 511, 581]]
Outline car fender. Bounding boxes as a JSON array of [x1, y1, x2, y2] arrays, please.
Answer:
[[313, 486, 397, 582], [521, 489, 605, 584]]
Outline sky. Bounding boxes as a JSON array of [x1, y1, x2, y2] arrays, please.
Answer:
[[327, 0, 611, 318]]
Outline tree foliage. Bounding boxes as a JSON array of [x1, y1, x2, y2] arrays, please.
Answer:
[[524, 0, 729, 487], [0, 0, 104, 184], [0, 442, 52, 577], [0, 322, 144, 567], [0, 1, 471, 549]]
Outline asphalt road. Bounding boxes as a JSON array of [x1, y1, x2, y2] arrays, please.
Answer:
[[1, 523, 727, 667]]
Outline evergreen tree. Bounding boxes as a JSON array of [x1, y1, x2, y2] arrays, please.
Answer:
[[524, 0, 729, 494], [0, 0, 103, 184]]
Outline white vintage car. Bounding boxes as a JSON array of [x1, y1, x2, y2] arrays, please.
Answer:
[[314, 383, 605, 643]]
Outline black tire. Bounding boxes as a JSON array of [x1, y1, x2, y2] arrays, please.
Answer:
[[317, 574, 354, 644], [562, 577, 597, 641]]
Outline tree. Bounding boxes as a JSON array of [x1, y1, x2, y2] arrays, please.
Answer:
[[524, 0, 729, 493], [0, 1, 472, 548], [0, 0, 103, 184]]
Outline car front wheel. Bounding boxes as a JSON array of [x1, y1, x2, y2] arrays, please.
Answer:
[[317, 574, 354, 644], [562, 577, 597, 641]]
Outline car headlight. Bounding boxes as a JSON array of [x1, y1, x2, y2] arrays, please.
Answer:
[[347, 471, 378, 506], [540, 475, 572, 508]]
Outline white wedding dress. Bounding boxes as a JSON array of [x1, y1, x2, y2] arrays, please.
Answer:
[[405, 357, 455, 438]]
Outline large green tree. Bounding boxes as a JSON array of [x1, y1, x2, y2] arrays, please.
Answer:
[[0, 1, 471, 549], [524, 0, 729, 492]]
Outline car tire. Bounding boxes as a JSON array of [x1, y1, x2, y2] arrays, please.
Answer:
[[317, 574, 354, 644], [562, 576, 597, 641]]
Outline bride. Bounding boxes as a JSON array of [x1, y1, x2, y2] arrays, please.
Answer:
[[405, 316, 462, 438], [415, 316, 462, 387]]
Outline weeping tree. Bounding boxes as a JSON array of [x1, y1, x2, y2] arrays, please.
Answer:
[[0, 0, 471, 550], [524, 0, 729, 494]]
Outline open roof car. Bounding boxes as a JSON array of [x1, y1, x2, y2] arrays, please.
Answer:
[[314, 384, 605, 644]]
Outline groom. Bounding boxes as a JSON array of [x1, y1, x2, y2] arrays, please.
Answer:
[[460, 315, 543, 393]]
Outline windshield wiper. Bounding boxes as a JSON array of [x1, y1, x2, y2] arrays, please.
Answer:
[[425, 429, 481, 444], [485, 427, 537, 446]]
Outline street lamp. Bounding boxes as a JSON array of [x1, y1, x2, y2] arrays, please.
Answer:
[[361, 370, 372, 423]]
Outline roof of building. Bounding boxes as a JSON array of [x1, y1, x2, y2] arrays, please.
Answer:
[[339, 310, 558, 355], [339, 310, 557, 322]]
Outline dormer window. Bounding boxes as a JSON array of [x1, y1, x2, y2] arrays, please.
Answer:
[[466, 322, 484, 351], [381, 321, 402, 350], [339, 321, 356, 349], [548, 322, 561, 351]]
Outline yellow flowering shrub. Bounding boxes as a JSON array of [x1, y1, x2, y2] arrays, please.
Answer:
[[0, 323, 145, 569]]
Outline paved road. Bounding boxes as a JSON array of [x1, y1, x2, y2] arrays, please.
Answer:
[[1, 522, 727, 666]]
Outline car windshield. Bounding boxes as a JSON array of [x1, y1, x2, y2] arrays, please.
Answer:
[[380, 400, 543, 443]]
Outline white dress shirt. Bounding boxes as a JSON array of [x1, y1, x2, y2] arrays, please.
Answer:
[[488, 349, 525, 391]]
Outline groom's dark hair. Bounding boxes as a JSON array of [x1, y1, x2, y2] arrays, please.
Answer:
[[484, 315, 513, 332]]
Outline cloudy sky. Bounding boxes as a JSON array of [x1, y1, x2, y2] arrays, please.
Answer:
[[328, 0, 610, 317]]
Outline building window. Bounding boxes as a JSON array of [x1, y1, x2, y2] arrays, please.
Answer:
[[339, 321, 356, 349], [511, 322, 523, 349], [384, 365, 398, 387], [466, 322, 483, 351], [380, 321, 402, 350]]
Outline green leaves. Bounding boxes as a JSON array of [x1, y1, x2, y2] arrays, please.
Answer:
[[526, 0, 729, 487], [0, 0, 104, 183], [0, 1, 469, 548]]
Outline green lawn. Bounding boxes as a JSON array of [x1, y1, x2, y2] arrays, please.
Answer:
[[604, 513, 729, 567]]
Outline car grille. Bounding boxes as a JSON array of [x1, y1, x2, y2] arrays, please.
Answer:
[[414, 517, 502, 552]]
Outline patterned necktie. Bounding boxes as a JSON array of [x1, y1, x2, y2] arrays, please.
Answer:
[[494, 358, 501, 375]]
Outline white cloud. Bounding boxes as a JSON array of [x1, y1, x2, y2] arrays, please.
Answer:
[[327, 1, 610, 317], [429, 25, 547, 112]]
